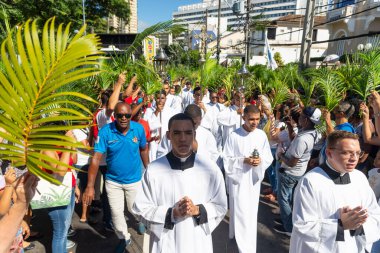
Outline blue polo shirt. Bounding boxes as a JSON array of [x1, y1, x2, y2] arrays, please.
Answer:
[[95, 121, 147, 184]]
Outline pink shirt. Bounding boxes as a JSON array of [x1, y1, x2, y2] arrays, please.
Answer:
[[0, 175, 5, 190]]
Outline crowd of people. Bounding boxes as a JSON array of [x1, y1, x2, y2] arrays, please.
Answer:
[[1, 72, 380, 253]]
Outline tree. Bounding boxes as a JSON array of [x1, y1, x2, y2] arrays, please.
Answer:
[[274, 52, 284, 67], [2, 0, 130, 33]]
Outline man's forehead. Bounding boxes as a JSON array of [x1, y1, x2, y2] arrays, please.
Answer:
[[170, 120, 194, 131], [336, 138, 360, 148], [115, 104, 131, 113]]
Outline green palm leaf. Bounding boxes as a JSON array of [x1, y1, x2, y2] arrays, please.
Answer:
[[0, 18, 102, 184]]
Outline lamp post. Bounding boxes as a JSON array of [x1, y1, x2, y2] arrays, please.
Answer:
[[154, 48, 169, 81], [237, 63, 249, 126]]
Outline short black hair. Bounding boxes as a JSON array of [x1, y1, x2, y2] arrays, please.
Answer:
[[193, 86, 201, 93], [100, 90, 112, 105], [168, 113, 195, 130], [155, 89, 167, 97], [184, 104, 202, 119], [243, 105, 260, 115]]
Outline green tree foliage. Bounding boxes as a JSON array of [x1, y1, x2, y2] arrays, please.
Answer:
[[274, 52, 284, 67], [1, 0, 130, 33]]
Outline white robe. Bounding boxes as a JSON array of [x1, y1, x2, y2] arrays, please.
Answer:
[[217, 105, 242, 150], [223, 127, 273, 253], [143, 105, 175, 162], [156, 126, 219, 162], [132, 153, 227, 253], [290, 167, 380, 253]]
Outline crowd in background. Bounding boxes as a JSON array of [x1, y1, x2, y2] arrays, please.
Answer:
[[1, 72, 380, 253]]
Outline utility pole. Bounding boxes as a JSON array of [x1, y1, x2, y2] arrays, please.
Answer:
[[244, 0, 251, 65], [299, 0, 316, 70], [205, 9, 209, 57], [216, 0, 222, 64]]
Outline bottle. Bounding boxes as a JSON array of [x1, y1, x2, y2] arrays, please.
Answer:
[[251, 149, 260, 159]]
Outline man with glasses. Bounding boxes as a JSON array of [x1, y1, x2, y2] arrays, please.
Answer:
[[83, 102, 149, 253], [290, 130, 380, 253]]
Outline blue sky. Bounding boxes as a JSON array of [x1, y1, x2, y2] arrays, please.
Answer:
[[138, 0, 200, 31]]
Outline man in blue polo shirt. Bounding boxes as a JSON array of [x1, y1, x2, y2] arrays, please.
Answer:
[[83, 102, 149, 252]]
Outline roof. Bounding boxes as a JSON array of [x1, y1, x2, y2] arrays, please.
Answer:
[[272, 15, 326, 26]]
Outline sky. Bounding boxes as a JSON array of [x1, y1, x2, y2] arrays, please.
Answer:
[[138, 0, 200, 32]]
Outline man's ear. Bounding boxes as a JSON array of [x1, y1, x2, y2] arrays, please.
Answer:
[[166, 130, 170, 141], [325, 148, 333, 160]]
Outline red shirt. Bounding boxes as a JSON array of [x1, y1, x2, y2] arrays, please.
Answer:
[[137, 119, 151, 142]]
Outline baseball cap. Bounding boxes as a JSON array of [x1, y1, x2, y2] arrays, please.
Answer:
[[303, 107, 321, 124]]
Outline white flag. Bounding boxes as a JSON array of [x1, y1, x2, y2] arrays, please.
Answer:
[[265, 37, 278, 70]]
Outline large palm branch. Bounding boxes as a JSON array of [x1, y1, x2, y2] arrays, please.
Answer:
[[0, 18, 102, 184]]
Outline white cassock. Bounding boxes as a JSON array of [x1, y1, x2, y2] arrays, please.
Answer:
[[217, 105, 242, 150], [223, 127, 273, 253], [203, 103, 226, 153], [156, 125, 219, 162], [143, 105, 175, 162], [132, 152, 228, 253], [290, 164, 380, 253]]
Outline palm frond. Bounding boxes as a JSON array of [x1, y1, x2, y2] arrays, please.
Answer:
[[313, 69, 345, 111], [115, 20, 173, 70], [0, 18, 102, 183]]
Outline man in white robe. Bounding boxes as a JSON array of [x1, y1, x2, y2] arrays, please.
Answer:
[[133, 113, 227, 253], [217, 92, 245, 149], [290, 130, 380, 253], [223, 105, 273, 253], [143, 90, 175, 162], [156, 104, 219, 162]]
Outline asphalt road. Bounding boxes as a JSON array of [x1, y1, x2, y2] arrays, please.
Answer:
[[28, 181, 290, 253]]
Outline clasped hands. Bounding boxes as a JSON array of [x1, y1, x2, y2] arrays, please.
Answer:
[[340, 206, 368, 230], [173, 196, 200, 220], [244, 157, 261, 167]]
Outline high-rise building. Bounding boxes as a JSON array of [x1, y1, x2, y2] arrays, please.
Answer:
[[172, 0, 329, 31], [108, 0, 138, 33]]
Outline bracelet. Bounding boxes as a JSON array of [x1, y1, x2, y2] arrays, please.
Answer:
[[5, 185, 13, 188]]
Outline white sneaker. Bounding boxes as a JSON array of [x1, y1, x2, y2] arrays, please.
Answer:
[[67, 240, 76, 249]]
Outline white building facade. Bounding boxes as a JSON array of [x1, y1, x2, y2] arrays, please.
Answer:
[[172, 0, 329, 31], [251, 15, 330, 65]]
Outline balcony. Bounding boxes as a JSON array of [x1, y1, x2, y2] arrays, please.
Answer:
[[327, 5, 356, 23]]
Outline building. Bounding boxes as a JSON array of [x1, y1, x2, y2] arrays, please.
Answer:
[[207, 30, 245, 62], [251, 15, 330, 65], [108, 0, 138, 33], [326, 0, 380, 56], [153, 32, 173, 49], [172, 0, 329, 31]]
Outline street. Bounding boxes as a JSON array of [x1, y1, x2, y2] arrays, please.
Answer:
[[28, 182, 290, 253]]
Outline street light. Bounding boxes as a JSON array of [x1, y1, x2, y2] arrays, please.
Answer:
[[357, 43, 372, 51], [154, 48, 169, 80], [237, 63, 249, 126]]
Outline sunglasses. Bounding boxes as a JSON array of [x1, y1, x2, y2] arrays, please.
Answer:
[[115, 113, 132, 119]]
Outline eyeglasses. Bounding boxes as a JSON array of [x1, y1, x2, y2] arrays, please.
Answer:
[[329, 148, 364, 159], [194, 93, 201, 97], [211, 96, 218, 99], [115, 113, 132, 119]]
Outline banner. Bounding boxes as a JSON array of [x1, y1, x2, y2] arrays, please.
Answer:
[[144, 37, 156, 63]]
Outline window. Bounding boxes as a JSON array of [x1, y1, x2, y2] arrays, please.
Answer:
[[312, 29, 318, 42], [267, 28, 276, 40]]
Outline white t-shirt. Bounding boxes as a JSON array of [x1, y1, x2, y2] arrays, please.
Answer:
[[73, 129, 90, 166]]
